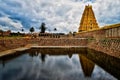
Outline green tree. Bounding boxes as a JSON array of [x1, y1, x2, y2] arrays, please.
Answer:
[[69, 31, 72, 34], [21, 29, 24, 32], [73, 32, 76, 36], [29, 27, 35, 33], [39, 22, 46, 33], [54, 28, 57, 31], [0, 29, 3, 37]]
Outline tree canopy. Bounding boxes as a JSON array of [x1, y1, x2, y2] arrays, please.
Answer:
[[54, 28, 57, 31], [29, 27, 35, 33], [39, 22, 46, 33], [21, 29, 24, 32]]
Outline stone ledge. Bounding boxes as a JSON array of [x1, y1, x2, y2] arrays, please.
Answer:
[[0, 47, 30, 57]]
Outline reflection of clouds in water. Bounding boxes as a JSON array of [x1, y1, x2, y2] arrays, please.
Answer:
[[92, 66, 117, 80], [71, 55, 81, 68], [0, 54, 117, 80], [2, 62, 27, 80]]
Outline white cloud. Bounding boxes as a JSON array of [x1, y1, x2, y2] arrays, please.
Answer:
[[92, 0, 120, 26], [0, 17, 23, 30]]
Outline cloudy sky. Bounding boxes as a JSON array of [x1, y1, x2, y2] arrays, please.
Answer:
[[0, 0, 120, 33]]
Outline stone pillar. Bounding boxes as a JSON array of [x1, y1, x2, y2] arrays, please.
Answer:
[[105, 30, 109, 38], [119, 27, 120, 37]]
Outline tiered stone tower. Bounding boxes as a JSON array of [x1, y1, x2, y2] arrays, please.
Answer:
[[78, 5, 99, 32]]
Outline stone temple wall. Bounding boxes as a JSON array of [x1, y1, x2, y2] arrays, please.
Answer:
[[0, 37, 120, 58], [0, 38, 88, 52], [0, 24, 120, 58], [75, 24, 120, 58], [0, 38, 27, 51], [88, 38, 120, 58], [75, 24, 120, 39]]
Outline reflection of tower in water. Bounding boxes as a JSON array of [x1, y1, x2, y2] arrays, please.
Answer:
[[79, 54, 95, 77]]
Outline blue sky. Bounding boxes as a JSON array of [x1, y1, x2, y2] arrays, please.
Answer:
[[0, 0, 120, 33]]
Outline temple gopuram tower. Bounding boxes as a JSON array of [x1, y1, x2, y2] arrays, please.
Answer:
[[78, 5, 99, 32]]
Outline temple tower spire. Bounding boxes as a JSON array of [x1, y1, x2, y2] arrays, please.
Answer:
[[78, 5, 99, 32]]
